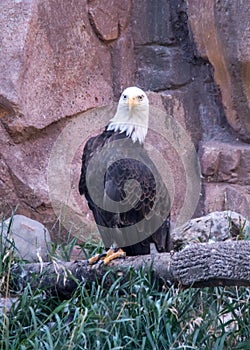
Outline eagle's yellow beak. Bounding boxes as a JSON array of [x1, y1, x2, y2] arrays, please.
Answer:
[[128, 96, 137, 111]]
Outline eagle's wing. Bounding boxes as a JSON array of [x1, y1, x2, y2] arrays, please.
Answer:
[[79, 135, 100, 197], [103, 154, 170, 254]]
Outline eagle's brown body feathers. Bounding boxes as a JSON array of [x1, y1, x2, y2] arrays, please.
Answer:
[[79, 127, 171, 256]]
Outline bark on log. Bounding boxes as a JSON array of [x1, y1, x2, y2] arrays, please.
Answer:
[[10, 241, 250, 297]]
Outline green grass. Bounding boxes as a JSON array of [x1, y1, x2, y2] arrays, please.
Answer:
[[1, 215, 250, 349], [0, 214, 18, 297], [1, 261, 250, 349]]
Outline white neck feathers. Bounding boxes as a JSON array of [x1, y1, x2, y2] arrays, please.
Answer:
[[107, 105, 149, 144]]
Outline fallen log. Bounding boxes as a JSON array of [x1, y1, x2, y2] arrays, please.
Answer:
[[10, 240, 250, 297]]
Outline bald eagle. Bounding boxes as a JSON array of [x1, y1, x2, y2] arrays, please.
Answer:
[[79, 87, 171, 264]]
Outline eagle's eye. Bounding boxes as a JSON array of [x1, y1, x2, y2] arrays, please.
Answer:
[[137, 95, 144, 102], [123, 94, 127, 100]]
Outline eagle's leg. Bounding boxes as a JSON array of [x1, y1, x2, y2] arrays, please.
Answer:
[[86, 247, 126, 265]]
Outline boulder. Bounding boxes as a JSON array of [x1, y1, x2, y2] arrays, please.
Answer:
[[1, 215, 51, 262], [172, 211, 250, 250]]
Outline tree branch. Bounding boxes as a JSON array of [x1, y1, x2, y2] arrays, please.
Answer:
[[10, 241, 250, 297]]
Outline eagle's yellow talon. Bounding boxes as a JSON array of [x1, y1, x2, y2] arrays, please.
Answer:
[[87, 252, 106, 265], [86, 248, 126, 266], [102, 248, 126, 265]]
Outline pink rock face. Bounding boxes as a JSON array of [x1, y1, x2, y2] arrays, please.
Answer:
[[200, 141, 250, 185], [0, 0, 113, 138], [88, 0, 131, 42], [200, 141, 250, 217], [0, 0, 250, 241], [187, 0, 250, 142], [0, 0, 132, 237]]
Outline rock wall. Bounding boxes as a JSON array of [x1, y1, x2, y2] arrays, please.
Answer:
[[186, 0, 250, 219], [0, 0, 250, 241]]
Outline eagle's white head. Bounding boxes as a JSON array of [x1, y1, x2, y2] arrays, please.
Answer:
[[107, 86, 149, 144]]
